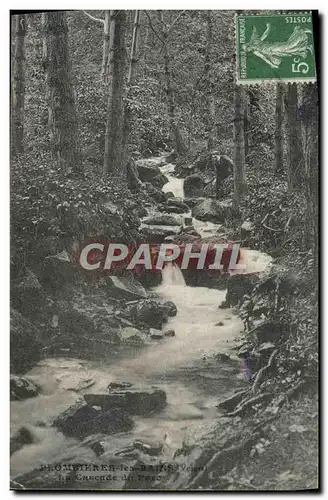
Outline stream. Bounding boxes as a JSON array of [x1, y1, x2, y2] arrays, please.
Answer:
[[10, 158, 272, 486]]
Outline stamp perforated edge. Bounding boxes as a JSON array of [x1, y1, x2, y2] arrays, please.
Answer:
[[234, 11, 317, 86]]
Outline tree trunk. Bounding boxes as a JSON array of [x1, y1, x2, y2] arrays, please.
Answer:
[[204, 11, 215, 151], [233, 85, 246, 209], [122, 11, 141, 177], [102, 11, 110, 82], [103, 10, 127, 177], [285, 83, 303, 189], [275, 83, 284, 174], [160, 12, 187, 156], [301, 83, 318, 265], [243, 91, 250, 162], [43, 12, 81, 173], [12, 14, 27, 156]]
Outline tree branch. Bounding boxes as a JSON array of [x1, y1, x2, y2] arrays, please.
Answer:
[[144, 11, 165, 45], [167, 11, 186, 35], [83, 10, 105, 26]]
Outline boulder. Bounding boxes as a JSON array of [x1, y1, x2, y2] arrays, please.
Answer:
[[225, 274, 261, 307], [126, 299, 168, 329], [135, 159, 162, 182], [159, 204, 189, 214], [150, 328, 164, 340], [142, 213, 182, 226], [107, 276, 147, 300], [10, 426, 35, 456], [136, 157, 167, 173], [143, 182, 166, 203], [164, 329, 175, 337], [139, 225, 182, 244], [192, 198, 233, 224], [164, 191, 175, 200], [133, 439, 163, 456], [162, 300, 177, 317], [53, 401, 134, 439], [10, 375, 40, 401], [216, 155, 233, 181], [119, 327, 146, 344], [184, 174, 205, 197], [10, 309, 42, 374], [149, 173, 168, 189], [84, 387, 167, 416]]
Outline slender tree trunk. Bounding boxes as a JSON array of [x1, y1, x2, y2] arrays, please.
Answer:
[[204, 11, 215, 151], [243, 91, 250, 162], [103, 10, 126, 177], [233, 85, 246, 209], [102, 11, 110, 82], [301, 83, 318, 264], [43, 12, 81, 173], [122, 11, 141, 178], [12, 14, 27, 156], [159, 12, 187, 156], [275, 83, 284, 174], [285, 83, 303, 189]]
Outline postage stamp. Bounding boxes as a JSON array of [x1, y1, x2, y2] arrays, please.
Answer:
[[236, 12, 316, 84]]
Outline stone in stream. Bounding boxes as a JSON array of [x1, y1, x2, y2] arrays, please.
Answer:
[[139, 224, 182, 244], [84, 387, 167, 416], [53, 401, 134, 439], [107, 275, 147, 300], [142, 182, 167, 203], [142, 213, 182, 226], [162, 300, 177, 317], [125, 299, 169, 329], [158, 203, 189, 214], [10, 426, 35, 456], [10, 375, 40, 401], [192, 198, 234, 224], [164, 329, 175, 337], [149, 328, 164, 340], [119, 326, 146, 344], [149, 173, 168, 189], [133, 439, 164, 456]]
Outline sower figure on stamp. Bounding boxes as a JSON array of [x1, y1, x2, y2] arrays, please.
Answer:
[[243, 24, 314, 69]]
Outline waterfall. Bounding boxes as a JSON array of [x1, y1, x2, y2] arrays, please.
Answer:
[[161, 262, 186, 287]]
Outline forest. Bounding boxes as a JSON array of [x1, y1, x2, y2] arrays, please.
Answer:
[[10, 10, 318, 491]]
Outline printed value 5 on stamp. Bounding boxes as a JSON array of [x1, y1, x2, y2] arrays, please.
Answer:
[[236, 12, 316, 84]]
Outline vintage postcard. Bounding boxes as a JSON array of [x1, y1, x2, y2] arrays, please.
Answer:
[[10, 10, 319, 491]]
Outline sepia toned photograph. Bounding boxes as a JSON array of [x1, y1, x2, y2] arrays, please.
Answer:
[[10, 9, 319, 491]]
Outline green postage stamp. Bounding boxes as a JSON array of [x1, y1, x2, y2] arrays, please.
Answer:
[[236, 12, 316, 84]]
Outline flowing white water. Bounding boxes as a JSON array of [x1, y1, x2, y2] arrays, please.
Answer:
[[11, 159, 272, 484], [161, 164, 185, 199]]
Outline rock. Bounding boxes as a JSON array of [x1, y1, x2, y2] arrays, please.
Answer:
[[150, 328, 164, 340], [184, 174, 205, 197], [192, 198, 233, 224], [135, 157, 167, 176], [84, 388, 167, 416], [159, 204, 189, 214], [133, 439, 163, 456], [127, 299, 168, 329], [164, 329, 175, 337], [143, 213, 182, 226], [184, 197, 205, 209], [107, 276, 147, 299], [10, 426, 35, 456], [184, 216, 193, 225], [139, 225, 182, 244], [10, 309, 42, 374], [149, 173, 168, 189], [225, 274, 261, 307], [214, 353, 230, 362], [108, 381, 132, 391], [143, 182, 166, 203], [215, 321, 224, 326], [162, 300, 177, 317], [56, 373, 95, 392], [53, 401, 134, 439], [119, 327, 146, 344], [164, 191, 175, 200], [10, 375, 40, 401]]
